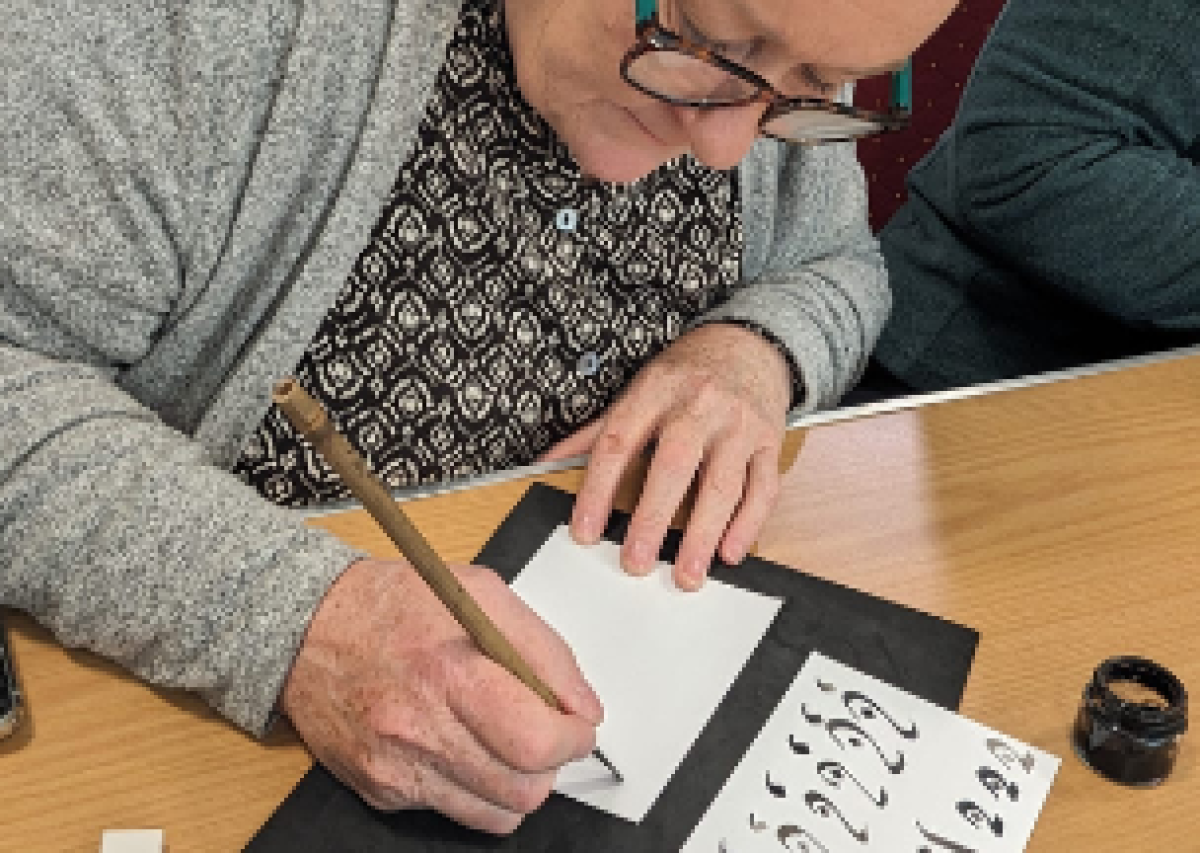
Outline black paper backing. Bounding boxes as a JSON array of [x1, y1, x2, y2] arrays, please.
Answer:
[[247, 483, 978, 852]]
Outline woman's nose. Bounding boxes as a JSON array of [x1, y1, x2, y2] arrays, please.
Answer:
[[674, 101, 767, 171]]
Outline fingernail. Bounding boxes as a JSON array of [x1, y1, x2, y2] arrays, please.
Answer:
[[625, 540, 652, 575], [572, 512, 599, 544], [576, 684, 605, 725], [679, 559, 707, 591]]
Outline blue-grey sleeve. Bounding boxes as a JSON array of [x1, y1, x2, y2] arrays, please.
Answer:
[[946, 0, 1200, 329]]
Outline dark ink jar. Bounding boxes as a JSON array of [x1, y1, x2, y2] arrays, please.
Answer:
[[1073, 656, 1187, 787]]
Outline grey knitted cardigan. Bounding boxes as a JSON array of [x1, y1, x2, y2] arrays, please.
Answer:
[[0, 0, 887, 735]]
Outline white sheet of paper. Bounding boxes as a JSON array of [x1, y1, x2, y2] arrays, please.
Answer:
[[510, 525, 782, 823], [683, 653, 1060, 853]]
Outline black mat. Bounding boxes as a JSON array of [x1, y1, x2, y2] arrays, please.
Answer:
[[247, 483, 978, 852]]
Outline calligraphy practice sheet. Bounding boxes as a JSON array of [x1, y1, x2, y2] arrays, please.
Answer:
[[684, 653, 1059, 853], [511, 525, 782, 823]]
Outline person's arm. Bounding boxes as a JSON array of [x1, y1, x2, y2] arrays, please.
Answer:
[[702, 139, 890, 411], [550, 139, 886, 588], [944, 0, 1200, 329], [4, 8, 604, 833], [0, 345, 362, 734], [0, 0, 364, 736]]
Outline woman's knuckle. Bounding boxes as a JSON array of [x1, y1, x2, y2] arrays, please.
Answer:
[[516, 726, 560, 771], [705, 468, 742, 502], [490, 810, 526, 836], [596, 425, 632, 457], [692, 373, 724, 408], [508, 773, 554, 814], [361, 752, 409, 806]]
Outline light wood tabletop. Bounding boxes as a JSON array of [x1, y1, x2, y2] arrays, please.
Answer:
[[4, 352, 1198, 852]]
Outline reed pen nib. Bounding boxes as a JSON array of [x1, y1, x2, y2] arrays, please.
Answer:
[[592, 748, 623, 783]]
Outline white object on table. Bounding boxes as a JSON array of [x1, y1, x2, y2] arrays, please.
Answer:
[[100, 829, 164, 853], [511, 525, 782, 823], [683, 652, 1061, 853]]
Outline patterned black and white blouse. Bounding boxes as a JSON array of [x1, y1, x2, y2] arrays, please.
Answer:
[[233, 0, 743, 506]]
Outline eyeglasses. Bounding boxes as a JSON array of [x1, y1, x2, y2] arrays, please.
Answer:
[[620, 0, 912, 144]]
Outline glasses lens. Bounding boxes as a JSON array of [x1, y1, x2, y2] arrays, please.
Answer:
[[626, 49, 760, 106], [762, 108, 883, 142]]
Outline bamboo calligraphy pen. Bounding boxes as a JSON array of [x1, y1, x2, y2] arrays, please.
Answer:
[[272, 377, 622, 783]]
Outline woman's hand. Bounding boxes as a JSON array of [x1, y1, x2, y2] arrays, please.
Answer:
[[281, 559, 603, 835], [540, 323, 793, 590]]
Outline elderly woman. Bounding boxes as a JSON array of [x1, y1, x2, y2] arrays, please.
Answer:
[[1, 0, 954, 835]]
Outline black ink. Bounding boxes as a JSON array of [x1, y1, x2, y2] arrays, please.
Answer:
[[844, 690, 919, 740], [805, 791, 869, 843], [750, 813, 769, 832], [800, 703, 824, 726], [816, 679, 837, 693], [826, 718, 905, 774], [788, 735, 810, 755], [766, 772, 788, 798], [816, 760, 888, 808], [977, 766, 1019, 801], [985, 737, 1035, 773], [956, 801, 1004, 837], [914, 820, 978, 852], [778, 824, 832, 852]]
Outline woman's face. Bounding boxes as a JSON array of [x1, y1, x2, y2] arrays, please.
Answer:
[[504, 0, 957, 183]]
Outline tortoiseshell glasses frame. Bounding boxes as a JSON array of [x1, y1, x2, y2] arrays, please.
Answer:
[[620, 0, 912, 144]]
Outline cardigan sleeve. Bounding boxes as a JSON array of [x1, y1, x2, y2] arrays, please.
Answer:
[[1, 0, 363, 737], [702, 139, 889, 413]]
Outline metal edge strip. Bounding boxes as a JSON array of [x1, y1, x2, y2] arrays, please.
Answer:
[[296, 342, 1200, 518]]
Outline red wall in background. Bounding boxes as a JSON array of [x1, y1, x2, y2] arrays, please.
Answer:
[[855, 0, 1009, 233]]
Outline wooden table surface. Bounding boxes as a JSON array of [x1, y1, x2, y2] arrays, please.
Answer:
[[4, 353, 1198, 852]]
